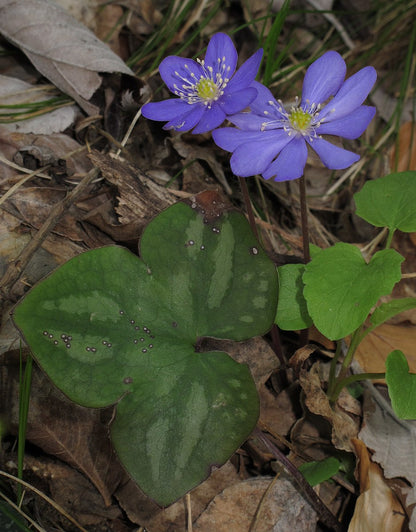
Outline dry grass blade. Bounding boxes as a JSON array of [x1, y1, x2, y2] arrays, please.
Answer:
[[0, 470, 88, 532]]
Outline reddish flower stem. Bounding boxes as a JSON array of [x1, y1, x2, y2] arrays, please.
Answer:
[[298, 175, 311, 264]]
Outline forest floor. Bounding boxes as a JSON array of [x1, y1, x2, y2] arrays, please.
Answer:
[[0, 0, 415, 531]]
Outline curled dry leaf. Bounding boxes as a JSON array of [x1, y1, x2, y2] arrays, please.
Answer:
[[359, 389, 416, 530], [299, 363, 359, 452], [348, 438, 405, 532], [0, 0, 134, 115]]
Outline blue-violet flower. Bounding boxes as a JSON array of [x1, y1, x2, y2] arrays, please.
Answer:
[[142, 33, 263, 134], [212, 51, 377, 180]]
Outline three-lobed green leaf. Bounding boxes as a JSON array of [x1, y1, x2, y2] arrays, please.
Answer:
[[13, 198, 278, 505]]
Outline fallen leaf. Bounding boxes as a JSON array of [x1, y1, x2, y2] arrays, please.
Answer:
[[1, 357, 123, 506], [6, 454, 121, 527], [171, 137, 232, 195], [349, 438, 405, 532], [123, 462, 241, 531], [0, 74, 78, 133], [355, 323, 416, 375], [88, 151, 176, 240], [299, 363, 359, 452], [359, 389, 416, 529], [193, 474, 317, 531], [0, 0, 134, 114]]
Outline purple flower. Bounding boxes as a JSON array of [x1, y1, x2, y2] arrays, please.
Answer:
[[212, 51, 377, 180], [141, 33, 263, 134]]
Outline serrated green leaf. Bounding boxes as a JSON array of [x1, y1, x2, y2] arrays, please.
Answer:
[[275, 263, 312, 330], [354, 171, 416, 232], [386, 350, 416, 419], [13, 200, 278, 505], [298, 457, 341, 487], [303, 243, 404, 340]]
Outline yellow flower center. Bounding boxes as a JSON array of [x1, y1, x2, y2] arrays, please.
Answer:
[[289, 108, 312, 133], [196, 78, 218, 101]]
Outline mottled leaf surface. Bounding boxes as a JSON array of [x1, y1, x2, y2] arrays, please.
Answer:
[[13, 199, 278, 505]]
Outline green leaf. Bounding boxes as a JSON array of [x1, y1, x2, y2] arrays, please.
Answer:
[[386, 350, 416, 419], [298, 457, 341, 487], [302, 243, 404, 340], [363, 297, 416, 337], [13, 199, 278, 506], [275, 263, 313, 330], [354, 171, 416, 232]]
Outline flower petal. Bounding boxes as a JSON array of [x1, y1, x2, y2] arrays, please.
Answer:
[[204, 33, 238, 77], [213, 128, 280, 152], [319, 66, 377, 122], [263, 137, 308, 181], [225, 49, 263, 93], [318, 105, 376, 139], [220, 87, 257, 114], [230, 132, 292, 177], [163, 104, 205, 132], [227, 112, 267, 130], [142, 99, 190, 121], [249, 80, 281, 116], [301, 51, 346, 106], [308, 137, 360, 169], [191, 104, 226, 134], [159, 56, 203, 94]]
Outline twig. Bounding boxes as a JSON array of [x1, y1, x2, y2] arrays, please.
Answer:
[[0, 153, 51, 179], [254, 427, 344, 532]]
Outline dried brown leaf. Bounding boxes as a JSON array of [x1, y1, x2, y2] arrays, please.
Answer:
[[193, 474, 317, 532], [299, 363, 359, 452], [0, 75, 79, 133], [1, 357, 123, 506], [359, 389, 416, 530], [0, 0, 133, 114], [355, 323, 416, 375], [88, 151, 176, 240], [348, 438, 405, 532]]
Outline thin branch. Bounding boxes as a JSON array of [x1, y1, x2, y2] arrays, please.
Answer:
[[253, 427, 344, 532]]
